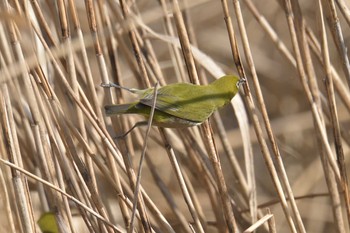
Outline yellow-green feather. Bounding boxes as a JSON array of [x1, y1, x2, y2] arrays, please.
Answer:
[[104, 75, 240, 127]]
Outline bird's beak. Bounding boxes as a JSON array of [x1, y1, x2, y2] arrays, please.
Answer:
[[236, 78, 246, 88]]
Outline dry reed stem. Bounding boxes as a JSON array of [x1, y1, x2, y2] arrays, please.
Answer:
[[0, 158, 124, 232], [319, 0, 350, 226], [160, 129, 205, 233], [31, 19, 117, 233], [1, 85, 35, 233], [284, 0, 345, 231], [172, 0, 237, 231], [324, 0, 350, 88], [144, 154, 187, 233], [109, 0, 152, 229], [0, 162, 16, 232], [180, 130, 228, 232], [244, 5, 350, 221], [222, 0, 299, 232], [93, 4, 134, 230], [129, 82, 158, 231], [243, 214, 273, 233], [234, 0, 306, 232], [266, 209, 277, 233], [336, 0, 350, 27]]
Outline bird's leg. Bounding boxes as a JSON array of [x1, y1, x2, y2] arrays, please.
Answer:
[[114, 121, 149, 139], [100, 82, 139, 94]]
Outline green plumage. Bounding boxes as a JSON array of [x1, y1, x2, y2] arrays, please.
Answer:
[[105, 75, 241, 128]]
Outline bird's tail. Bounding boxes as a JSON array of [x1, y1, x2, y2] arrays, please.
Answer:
[[104, 104, 133, 116]]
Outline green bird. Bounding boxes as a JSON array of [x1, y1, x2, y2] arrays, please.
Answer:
[[103, 75, 243, 135], [38, 212, 59, 233]]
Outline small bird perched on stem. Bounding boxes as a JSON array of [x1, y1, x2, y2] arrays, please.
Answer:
[[102, 75, 244, 136]]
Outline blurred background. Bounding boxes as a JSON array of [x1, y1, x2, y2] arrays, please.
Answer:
[[1, 0, 350, 232]]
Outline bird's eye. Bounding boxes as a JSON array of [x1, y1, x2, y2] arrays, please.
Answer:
[[236, 78, 246, 88]]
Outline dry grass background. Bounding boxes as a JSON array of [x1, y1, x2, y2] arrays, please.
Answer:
[[1, 0, 350, 232]]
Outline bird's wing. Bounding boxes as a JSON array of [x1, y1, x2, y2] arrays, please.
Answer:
[[139, 83, 216, 122]]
